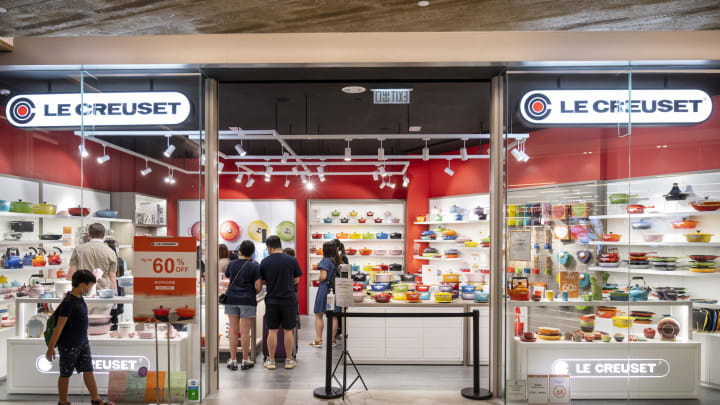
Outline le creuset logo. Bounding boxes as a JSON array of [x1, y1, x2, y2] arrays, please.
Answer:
[[5, 92, 191, 128], [36, 354, 151, 375], [520, 89, 712, 126], [551, 358, 670, 378]]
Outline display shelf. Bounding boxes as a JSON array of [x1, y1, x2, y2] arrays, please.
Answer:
[[0, 212, 133, 223], [412, 255, 467, 262], [414, 219, 487, 225], [311, 254, 403, 259], [134, 223, 167, 227], [508, 299, 692, 307], [0, 264, 67, 273], [310, 239, 404, 243], [413, 239, 462, 243], [693, 302, 720, 309], [513, 336, 697, 346], [588, 266, 720, 278], [309, 222, 404, 227], [589, 211, 720, 220], [584, 241, 720, 247], [15, 296, 133, 304], [0, 240, 58, 245]]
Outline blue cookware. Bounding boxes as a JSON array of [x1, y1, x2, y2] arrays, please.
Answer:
[[371, 283, 388, 292], [323, 232, 334, 239], [0, 200, 9, 212], [474, 291, 489, 302], [323, 217, 333, 224], [419, 291, 431, 300], [461, 284, 476, 293], [629, 277, 651, 301], [376, 232, 389, 239], [95, 209, 118, 218], [23, 247, 36, 266]]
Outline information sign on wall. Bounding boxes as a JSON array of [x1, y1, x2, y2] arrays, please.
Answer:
[[133, 237, 197, 323]]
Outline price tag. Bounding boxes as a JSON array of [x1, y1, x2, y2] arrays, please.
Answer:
[[133, 237, 197, 323]]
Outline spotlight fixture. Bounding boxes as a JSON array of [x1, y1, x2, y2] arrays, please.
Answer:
[[402, 175, 410, 188], [341, 86, 366, 94], [306, 181, 315, 190], [281, 151, 289, 163], [408, 125, 422, 132], [319, 174, 326, 182], [78, 144, 89, 158], [460, 139, 468, 161], [417, 0, 430, 6], [345, 139, 352, 161], [422, 139, 429, 161], [444, 160, 455, 177], [218, 162, 224, 172], [292, 166, 299, 175], [235, 168, 244, 183], [164, 168, 176, 184], [265, 165, 273, 180], [379, 180, 386, 189], [379, 166, 387, 177], [246, 176, 255, 188], [388, 177, 396, 189], [301, 174, 308, 184], [372, 171, 379, 181], [234, 142, 247, 157], [163, 136, 176, 158], [317, 165, 324, 175], [97, 146, 110, 164], [378, 139, 385, 161], [140, 160, 152, 176], [284, 177, 290, 188], [511, 141, 530, 162]]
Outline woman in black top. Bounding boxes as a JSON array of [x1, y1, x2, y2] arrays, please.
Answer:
[[224, 240, 262, 371]]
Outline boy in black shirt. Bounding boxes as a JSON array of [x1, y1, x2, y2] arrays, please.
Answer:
[[46, 269, 113, 405]]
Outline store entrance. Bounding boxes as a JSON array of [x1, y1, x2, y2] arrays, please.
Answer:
[[206, 67, 505, 402]]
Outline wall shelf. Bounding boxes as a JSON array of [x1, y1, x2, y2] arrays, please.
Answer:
[[414, 219, 487, 225], [588, 266, 720, 278], [589, 211, 719, 220], [584, 241, 720, 247]]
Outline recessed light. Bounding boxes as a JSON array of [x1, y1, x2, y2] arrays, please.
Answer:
[[342, 86, 366, 94], [408, 126, 422, 132], [417, 1, 430, 6]]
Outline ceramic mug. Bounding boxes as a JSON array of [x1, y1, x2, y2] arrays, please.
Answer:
[[546, 290, 555, 301], [561, 291, 569, 301]]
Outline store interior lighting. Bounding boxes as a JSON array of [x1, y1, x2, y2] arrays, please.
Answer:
[[511, 140, 531, 162], [444, 160, 455, 176], [305, 180, 314, 190], [372, 170, 379, 181], [422, 139, 430, 161], [164, 168, 176, 184], [218, 162, 224, 172], [388, 177, 396, 189], [97, 146, 110, 164], [246, 176, 255, 188], [402, 175, 410, 188], [235, 167, 243, 183], [140, 160, 152, 176], [301, 174, 308, 184], [264, 164, 273, 181], [78, 144, 88, 158], [284, 177, 290, 188], [460, 139, 468, 161], [378, 139, 385, 161], [281, 151, 289, 163], [163, 136, 176, 158], [379, 166, 387, 177], [234, 142, 247, 157], [345, 139, 352, 161], [292, 166, 299, 174]]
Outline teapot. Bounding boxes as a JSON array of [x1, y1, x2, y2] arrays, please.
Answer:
[[629, 277, 651, 301], [507, 276, 530, 301], [474, 206, 487, 220], [23, 247, 36, 267], [48, 247, 63, 266]]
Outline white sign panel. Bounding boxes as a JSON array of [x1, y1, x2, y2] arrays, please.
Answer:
[[6, 91, 191, 127], [36, 354, 151, 375], [335, 278, 354, 308], [520, 89, 712, 125], [551, 358, 671, 378], [372, 88, 412, 104], [509, 230, 532, 262]]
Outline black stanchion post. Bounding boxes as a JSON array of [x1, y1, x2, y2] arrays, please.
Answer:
[[313, 311, 343, 399], [461, 310, 493, 400]]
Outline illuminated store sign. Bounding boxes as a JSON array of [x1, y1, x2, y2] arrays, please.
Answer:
[[372, 88, 412, 104], [36, 354, 151, 375], [520, 89, 712, 125], [6, 92, 191, 128], [551, 359, 670, 378]]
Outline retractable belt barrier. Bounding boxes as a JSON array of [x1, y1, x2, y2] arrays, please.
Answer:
[[312, 310, 493, 400]]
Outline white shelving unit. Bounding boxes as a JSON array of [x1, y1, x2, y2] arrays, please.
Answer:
[[589, 211, 719, 220], [585, 241, 720, 247], [414, 219, 488, 225], [310, 222, 404, 227], [311, 254, 403, 259], [413, 255, 467, 262], [310, 238, 404, 243], [589, 266, 720, 278]]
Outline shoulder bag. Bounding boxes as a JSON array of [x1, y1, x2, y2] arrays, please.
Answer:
[[219, 261, 249, 305]]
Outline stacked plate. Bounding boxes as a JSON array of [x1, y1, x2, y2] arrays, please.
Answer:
[[688, 255, 718, 273], [630, 310, 655, 324], [537, 327, 562, 341], [628, 254, 650, 269], [650, 256, 678, 271]]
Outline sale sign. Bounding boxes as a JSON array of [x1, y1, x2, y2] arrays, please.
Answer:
[[133, 237, 197, 323]]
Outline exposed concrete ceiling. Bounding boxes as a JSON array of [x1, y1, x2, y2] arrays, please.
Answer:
[[1, 0, 719, 37]]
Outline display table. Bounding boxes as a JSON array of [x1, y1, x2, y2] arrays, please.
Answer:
[[0, 326, 13, 379], [6, 332, 190, 395], [347, 300, 488, 365]]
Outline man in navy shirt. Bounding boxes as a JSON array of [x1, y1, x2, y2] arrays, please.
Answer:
[[260, 235, 302, 370]]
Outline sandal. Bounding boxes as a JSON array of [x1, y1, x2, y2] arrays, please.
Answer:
[[91, 399, 114, 405], [58, 402, 72, 405], [308, 339, 323, 348]]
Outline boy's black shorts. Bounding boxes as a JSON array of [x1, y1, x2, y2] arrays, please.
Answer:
[[59, 343, 93, 377]]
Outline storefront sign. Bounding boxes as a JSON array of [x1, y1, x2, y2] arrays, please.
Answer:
[[520, 89, 712, 125], [551, 359, 670, 378], [5, 92, 191, 128], [372, 88, 412, 104], [509, 230, 532, 261], [36, 354, 151, 375], [133, 237, 197, 323]]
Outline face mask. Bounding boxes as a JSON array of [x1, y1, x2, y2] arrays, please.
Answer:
[[81, 285, 91, 296]]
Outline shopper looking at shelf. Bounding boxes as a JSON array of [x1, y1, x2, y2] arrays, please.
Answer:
[[310, 241, 340, 349], [219, 243, 230, 280], [67, 223, 117, 315], [46, 269, 114, 405], [260, 235, 302, 370], [331, 239, 349, 265], [224, 240, 262, 371]]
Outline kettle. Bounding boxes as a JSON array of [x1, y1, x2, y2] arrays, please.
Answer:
[[629, 276, 651, 301], [32, 248, 47, 267], [3, 248, 23, 269], [48, 247, 63, 266], [23, 247, 36, 266], [507, 276, 530, 301]]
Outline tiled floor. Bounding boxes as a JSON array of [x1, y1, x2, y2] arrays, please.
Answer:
[[1, 315, 719, 404]]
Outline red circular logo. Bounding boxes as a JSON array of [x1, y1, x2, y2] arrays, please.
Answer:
[[532, 101, 544, 113], [16, 105, 28, 116]]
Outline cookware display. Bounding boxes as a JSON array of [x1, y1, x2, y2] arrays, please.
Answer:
[[684, 230, 714, 243], [69, 206, 90, 217], [434, 292, 453, 303], [376, 232, 388, 239], [40, 234, 63, 240], [277, 221, 296, 241], [643, 233, 664, 243], [10, 200, 33, 213], [323, 217, 333, 224], [336, 232, 349, 239], [375, 273, 394, 283], [421, 230, 436, 240], [3, 248, 22, 269], [98, 288, 115, 298], [346, 248, 357, 255], [613, 315, 635, 328], [10, 221, 33, 233], [389, 232, 402, 239], [352, 272, 367, 282], [357, 218, 367, 223], [371, 283, 388, 292], [474, 206, 487, 220], [32, 202, 57, 215], [374, 218, 383, 223], [663, 183, 689, 201], [349, 210, 358, 217], [442, 229, 458, 240], [362, 232, 374, 239], [323, 232, 334, 239], [672, 218, 698, 229], [631, 219, 652, 230], [311, 232, 322, 239], [405, 292, 421, 302], [507, 276, 530, 301], [95, 208, 118, 218], [340, 217, 350, 223], [422, 247, 439, 257], [391, 217, 401, 223], [657, 317, 680, 341], [153, 306, 171, 322], [359, 248, 372, 255], [353, 292, 366, 303], [690, 197, 720, 212], [444, 249, 460, 258], [600, 232, 622, 242], [474, 291, 489, 302], [0, 200, 9, 212], [389, 263, 402, 271], [627, 204, 654, 214], [350, 232, 362, 239], [331, 210, 341, 217], [374, 249, 387, 255], [48, 247, 63, 265], [609, 193, 638, 204], [373, 292, 391, 303], [389, 249, 403, 256], [442, 273, 460, 283], [629, 277, 651, 301]]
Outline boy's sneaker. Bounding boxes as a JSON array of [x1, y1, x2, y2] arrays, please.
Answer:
[[241, 360, 254, 370], [284, 359, 297, 369], [226, 359, 238, 371], [263, 359, 276, 370]]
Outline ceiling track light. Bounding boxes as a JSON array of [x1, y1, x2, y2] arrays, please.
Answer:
[[402, 175, 410, 188], [379, 180, 386, 189], [444, 159, 455, 176], [378, 166, 387, 177], [292, 166, 299, 175], [306, 181, 315, 190], [388, 177, 396, 189], [372, 171, 379, 181], [301, 174, 308, 184], [140, 160, 152, 176], [246, 176, 255, 188], [163, 135, 176, 158], [378, 139, 385, 161], [284, 177, 290, 188], [422, 139, 429, 161], [97, 146, 110, 164], [265, 163, 273, 181], [165, 168, 176, 184], [281, 151, 289, 163], [512, 140, 530, 162], [460, 139, 468, 161], [218, 162, 224, 172], [235, 167, 244, 183], [78, 144, 89, 158], [319, 174, 326, 182], [345, 139, 352, 161], [234, 142, 247, 157]]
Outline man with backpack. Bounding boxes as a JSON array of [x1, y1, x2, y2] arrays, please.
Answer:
[[45, 269, 114, 405]]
